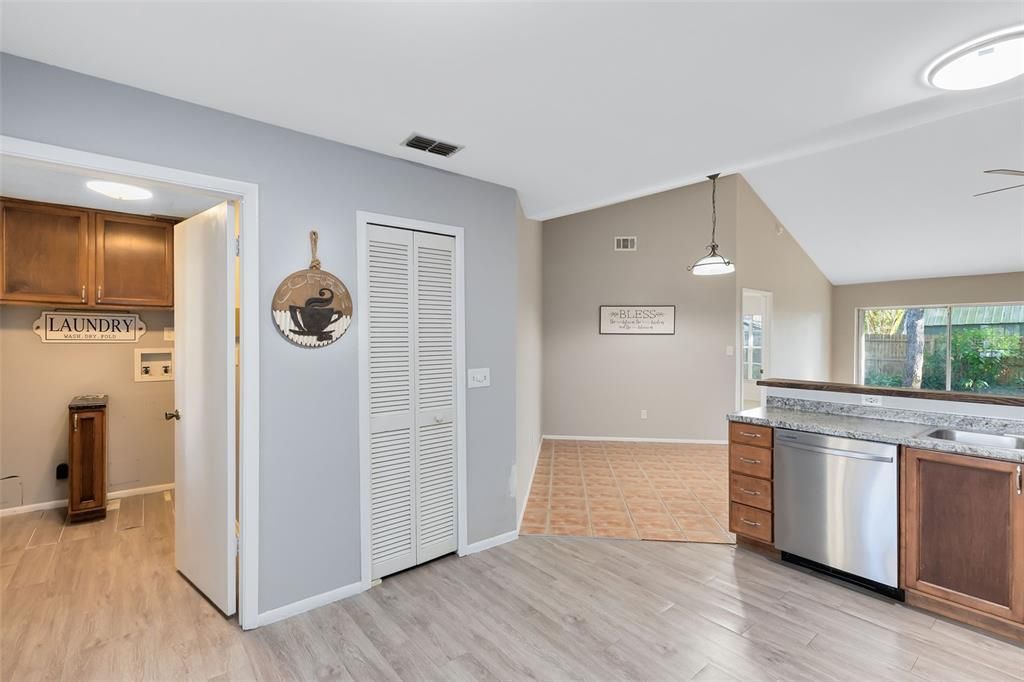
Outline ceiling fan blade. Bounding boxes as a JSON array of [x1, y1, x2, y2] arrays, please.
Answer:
[[984, 169, 1024, 177], [973, 183, 1024, 197]]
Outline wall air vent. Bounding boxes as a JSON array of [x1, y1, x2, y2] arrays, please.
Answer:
[[614, 236, 637, 252], [402, 134, 463, 158]]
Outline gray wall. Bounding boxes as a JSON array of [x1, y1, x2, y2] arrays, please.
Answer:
[[515, 200, 542, 522], [0, 306, 174, 506], [735, 175, 832, 384], [831, 271, 1024, 383], [0, 54, 519, 613], [542, 178, 739, 440]]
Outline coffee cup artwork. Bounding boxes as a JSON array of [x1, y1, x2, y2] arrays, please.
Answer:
[[272, 230, 353, 348]]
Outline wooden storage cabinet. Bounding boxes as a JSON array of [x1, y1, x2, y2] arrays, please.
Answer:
[[68, 397, 108, 522], [0, 198, 174, 308], [1, 200, 91, 304], [903, 447, 1024, 633], [728, 421, 774, 545]]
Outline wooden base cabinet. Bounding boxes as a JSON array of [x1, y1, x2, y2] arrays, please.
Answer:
[[728, 422, 774, 546], [68, 397, 107, 522], [902, 447, 1024, 638]]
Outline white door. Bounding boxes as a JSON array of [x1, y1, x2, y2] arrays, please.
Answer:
[[741, 290, 770, 409], [367, 225, 456, 580], [173, 202, 236, 615]]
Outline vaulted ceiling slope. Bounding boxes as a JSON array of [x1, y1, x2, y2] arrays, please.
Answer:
[[2, 2, 1021, 222], [745, 99, 1024, 285]]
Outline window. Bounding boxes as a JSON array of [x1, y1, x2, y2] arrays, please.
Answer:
[[858, 304, 1024, 396], [742, 313, 763, 381]]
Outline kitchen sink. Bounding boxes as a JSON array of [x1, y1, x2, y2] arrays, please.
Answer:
[[924, 429, 1024, 450]]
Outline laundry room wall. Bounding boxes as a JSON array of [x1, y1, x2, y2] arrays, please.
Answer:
[[0, 53, 520, 614], [0, 306, 175, 507]]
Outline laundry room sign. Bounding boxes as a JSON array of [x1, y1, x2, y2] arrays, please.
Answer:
[[33, 311, 148, 343]]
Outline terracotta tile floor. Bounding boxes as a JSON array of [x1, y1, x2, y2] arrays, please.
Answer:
[[520, 439, 735, 544]]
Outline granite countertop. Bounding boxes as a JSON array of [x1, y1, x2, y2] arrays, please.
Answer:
[[729, 406, 1024, 464]]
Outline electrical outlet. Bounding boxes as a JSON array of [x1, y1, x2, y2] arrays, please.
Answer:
[[861, 395, 883, 406], [640, 409, 648, 420]]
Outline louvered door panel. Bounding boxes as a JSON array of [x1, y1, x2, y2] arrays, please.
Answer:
[[367, 225, 416, 579], [413, 232, 457, 562]]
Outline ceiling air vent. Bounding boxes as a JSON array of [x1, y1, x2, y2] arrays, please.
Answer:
[[402, 134, 463, 158], [614, 236, 637, 252]]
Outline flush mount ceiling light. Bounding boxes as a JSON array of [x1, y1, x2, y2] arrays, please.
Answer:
[[86, 180, 153, 200], [926, 26, 1024, 90], [687, 173, 735, 276]]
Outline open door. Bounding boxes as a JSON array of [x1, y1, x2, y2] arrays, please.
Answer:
[[171, 202, 236, 616], [741, 290, 771, 410]]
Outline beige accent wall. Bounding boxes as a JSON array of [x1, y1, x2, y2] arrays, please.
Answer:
[[542, 177, 739, 440], [0, 305, 175, 507], [831, 271, 1024, 383], [735, 175, 832, 383], [515, 200, 543, 522]]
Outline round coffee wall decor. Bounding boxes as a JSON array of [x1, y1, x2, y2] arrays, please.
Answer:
[[272, 231, 353, 348]]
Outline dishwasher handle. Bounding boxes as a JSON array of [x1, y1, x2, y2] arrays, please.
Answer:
[[778, 440, 895, 463]]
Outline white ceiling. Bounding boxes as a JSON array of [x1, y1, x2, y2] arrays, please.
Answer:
[[1, 2, 1022, 283], [0, 156, 227, 218], [745, 99, 1024, 285]]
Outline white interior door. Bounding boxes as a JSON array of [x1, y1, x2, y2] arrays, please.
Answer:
[[368, 225, 457, 580], [741, 290, 770, 409], [413, 232, 457, 563], [173, 201, 236, 615]]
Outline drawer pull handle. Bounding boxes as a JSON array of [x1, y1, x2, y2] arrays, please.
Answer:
[[81, 285, 86, 303], [73, 414, 79, 432], [739, 457, 762, 465], [97, 285, 103, 303], [738, 431, 761, 438], [739, 488, 761, 496], [740, 519, 761, 527]]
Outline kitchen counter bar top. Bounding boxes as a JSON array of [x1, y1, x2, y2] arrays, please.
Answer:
[[729, 406, 1024, 463]]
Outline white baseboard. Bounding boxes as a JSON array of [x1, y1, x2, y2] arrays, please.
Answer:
[[0, 482, 175, 518], [256, 580, 366, 627], [543, 434, 727, 445], [517, 437, 545, 532], [460, 530, 518, 556], [109, 482, 175, 500]]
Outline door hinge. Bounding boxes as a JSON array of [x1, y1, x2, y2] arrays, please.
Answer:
[[235, 236, 240, 257], [235, 535, 240, 556]]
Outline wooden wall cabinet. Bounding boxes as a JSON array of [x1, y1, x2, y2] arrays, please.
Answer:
[[68, 398, 108, 522], [903, 447, 1024, 638], [728, 422, 774, 546], [0, 198, 174, 308]]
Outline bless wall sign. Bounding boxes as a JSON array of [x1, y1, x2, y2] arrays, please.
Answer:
[[599, 305, 675, 335], [33, 311, 147, 343]]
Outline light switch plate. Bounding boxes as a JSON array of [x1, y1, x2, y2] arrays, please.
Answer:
[[163, 327, 175, 341], [468, 368, 490, 388], [725, 345, 735, 356]]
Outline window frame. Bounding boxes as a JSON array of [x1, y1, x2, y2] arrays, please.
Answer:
[[855, 301, 1024, 394]]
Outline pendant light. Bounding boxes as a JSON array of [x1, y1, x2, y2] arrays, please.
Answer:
[[687, 173, 735, 276]]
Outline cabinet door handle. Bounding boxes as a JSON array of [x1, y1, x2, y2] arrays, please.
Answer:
[[740, 518, 761, 527], [739, 488, 761, 496], [1017, 465, 1021, 495], [97, 285, 102, 302], [739, 457, 762, 465], [738, 431, 761, 439], [81, 285, 86, 303], [73, 414, 79, 432]]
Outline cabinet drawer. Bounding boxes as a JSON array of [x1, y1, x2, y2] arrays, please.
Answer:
[[730, 443, 772, 479], [729, 422, 772, 448], [730, 473, 772, 511], [730, 502, 772, 543]]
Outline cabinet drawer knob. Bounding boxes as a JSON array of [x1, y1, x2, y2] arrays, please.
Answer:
[[739, 488, 761, 496], [739, 457, 762, 465], [738, 431, 761, 438], [740, 518, 761, 527]]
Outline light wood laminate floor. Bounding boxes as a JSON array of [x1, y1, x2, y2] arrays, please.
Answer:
[[3, 493, 1023, 681]]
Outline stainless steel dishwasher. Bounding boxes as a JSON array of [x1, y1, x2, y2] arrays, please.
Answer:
[[773, 428, 901, 598]]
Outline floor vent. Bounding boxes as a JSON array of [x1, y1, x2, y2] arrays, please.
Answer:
[[614, 236, 637, 251], [402, 134, 463, 158]]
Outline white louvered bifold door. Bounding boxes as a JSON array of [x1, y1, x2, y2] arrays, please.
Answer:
[[412, 231, 457, 563], [367, 225, 417, 580]]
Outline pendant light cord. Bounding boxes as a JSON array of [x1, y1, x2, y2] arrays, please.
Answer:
[[708, 172, 719, 246]]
